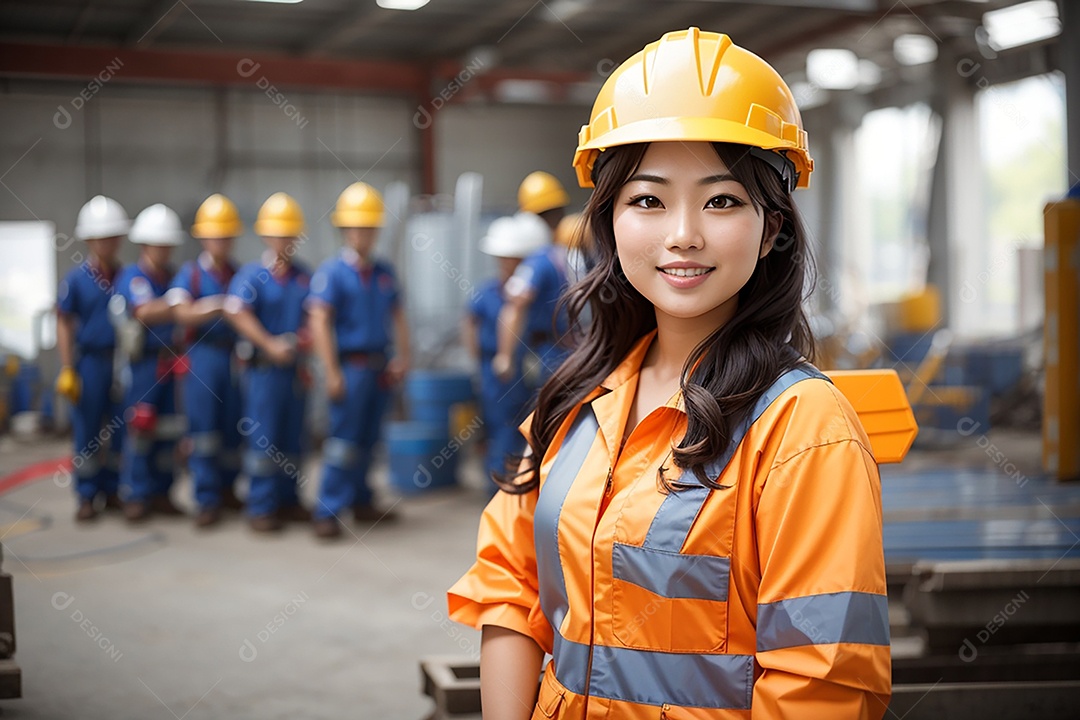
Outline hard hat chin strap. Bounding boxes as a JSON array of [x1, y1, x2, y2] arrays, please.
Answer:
[[747, 147, 799, 193]]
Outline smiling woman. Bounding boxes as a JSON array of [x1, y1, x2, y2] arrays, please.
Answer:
[[448, 27, 891, 720]]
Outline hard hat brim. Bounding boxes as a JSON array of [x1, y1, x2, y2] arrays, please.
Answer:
[[331, 210, 385, 229], [573, 116, 812, 189]]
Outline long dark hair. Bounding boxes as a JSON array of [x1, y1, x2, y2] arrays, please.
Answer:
[[499, 141, 816, 493]]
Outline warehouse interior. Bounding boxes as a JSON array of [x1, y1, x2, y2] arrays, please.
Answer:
[[0, 0, 1078, 718]]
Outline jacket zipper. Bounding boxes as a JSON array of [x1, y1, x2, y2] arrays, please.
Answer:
[[583, 464, 613, 714]]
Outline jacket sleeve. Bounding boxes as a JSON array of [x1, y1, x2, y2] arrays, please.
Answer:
[[751, 409, 892, 719], [447, 413, 551, 651]]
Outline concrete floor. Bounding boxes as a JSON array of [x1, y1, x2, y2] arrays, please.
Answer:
[[0, 433, 492, 720]]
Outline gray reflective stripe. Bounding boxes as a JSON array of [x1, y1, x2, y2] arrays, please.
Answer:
[[534, 406, 599, 632], [553, 633, 753, 710], [74, 454, 102, 478], [130, 435, 154, 455], [244, 451, 278, 477], [644, 365, 829, 552], [757, 591, 890, 652], [323, 438, 359, 469], [155, 414, 188, 440], [190, 431, 222, 457], [611, 542, 729, 600]]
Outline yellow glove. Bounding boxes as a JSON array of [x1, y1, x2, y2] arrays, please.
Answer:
[[55, 366, 81, 405]]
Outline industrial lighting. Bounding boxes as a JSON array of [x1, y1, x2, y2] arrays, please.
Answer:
[[982, 0, 1060, 50], [893, 34, 938, 66], [376, 0, 430, 9], [857, 59, 882, 89], [806, 49, 859, 91]]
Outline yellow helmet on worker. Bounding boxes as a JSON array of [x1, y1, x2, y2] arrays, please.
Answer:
[[517, 171, 569, 215], [332, 182, 385, 229], [554, 212, 588, 249], [254, 192, 304, 237], [573, 27, 813, 191], [192, 194, 243, 239]]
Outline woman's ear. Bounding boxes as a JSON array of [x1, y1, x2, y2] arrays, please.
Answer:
[[759, 211, 783, 259]]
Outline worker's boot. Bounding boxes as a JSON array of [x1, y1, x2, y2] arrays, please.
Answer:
[[313, 517, 342, 540], [76, 499, 98, 523], [195, 507, 222, 528], [353, 503, 397, 524], [124, 501, 151, 524], [277, 503, 311, 523], [102, 493, 124, 512], [249, 513, 283, 533], [150, 494, 184, 516]]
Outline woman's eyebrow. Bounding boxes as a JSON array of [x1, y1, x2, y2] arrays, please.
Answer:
[[625, 173, 668, 184], [698, 173, 738, 185]]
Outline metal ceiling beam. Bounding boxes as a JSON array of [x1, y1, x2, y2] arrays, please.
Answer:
[[0, 41, 428, 95], [301, 3, 382, 56], [66, 0, 98, 44], [125, 0, 186, 48]]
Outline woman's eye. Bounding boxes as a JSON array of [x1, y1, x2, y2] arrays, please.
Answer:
[[705, 195, 743, 209], [628, 195, 663, 209]]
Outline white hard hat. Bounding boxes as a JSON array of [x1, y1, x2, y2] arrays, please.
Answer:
[[130, 203, 186, 247], [74, 195, 131, 241], [479, 213, 551, 259]]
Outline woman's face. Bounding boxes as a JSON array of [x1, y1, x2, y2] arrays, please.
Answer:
[[612, 141, 776, 327]]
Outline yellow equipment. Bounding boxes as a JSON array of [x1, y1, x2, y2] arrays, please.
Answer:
[[55, 366, 81, 405], [254, 192, 304, 237], [825, 369, 918, 464], [518, 171, 569, 214], [1044, 197, 1080, 481], [573, 27, 812, 191], [191, 194, 244, 239], [332, 182, 385, 228]]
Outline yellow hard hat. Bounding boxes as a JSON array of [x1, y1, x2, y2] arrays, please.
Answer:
[[332, 182, 385, 228], [573, 27, 813, 191], [554, 212, 587, 248], [254, 192, 304, 237], [191, 194, 243, 239], [518, 171, 570, 214]]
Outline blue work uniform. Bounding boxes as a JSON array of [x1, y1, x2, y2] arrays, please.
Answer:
[[470, 278, 532, 487], [505, 244, 571, 385], [307, 249, 399, 519], [115, 260, 180, 503], [167, 253, 242, 512], [57, 259, 123, 502], [226, 254, 310, 518]]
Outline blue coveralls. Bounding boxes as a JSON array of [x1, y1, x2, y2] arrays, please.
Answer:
[[470, 278, 530, 484], [168, 253, 242, 512], [308, 250, 399, 519], [506, 244, 571, 385], [57, 259, 123, 502], [226, 256, 310, 518], [116, 261, 180, 503]]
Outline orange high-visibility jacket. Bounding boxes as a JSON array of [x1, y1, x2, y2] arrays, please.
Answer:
[[448, 331, 891, 719]]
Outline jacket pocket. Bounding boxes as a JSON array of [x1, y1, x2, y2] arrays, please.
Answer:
[[531, 665, 565, 719], [611, 543, 731, 652]]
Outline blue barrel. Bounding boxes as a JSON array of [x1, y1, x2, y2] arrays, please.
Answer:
[[405, 370, 474, 429], [386, 421, 458, 494], [10, 362, 39, 414]]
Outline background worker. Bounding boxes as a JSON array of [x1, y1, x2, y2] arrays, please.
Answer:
[[114, 203, 185, 523], [492, 172, 573, 386], [225, 192, 312, 533], [308, 182, 410, 540], [56, 195, 129, 522], [168, 194, 244, 528], [463, 214, 547, 489]]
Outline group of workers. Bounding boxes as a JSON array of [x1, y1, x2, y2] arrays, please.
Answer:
[[55, 171, 580, 538]]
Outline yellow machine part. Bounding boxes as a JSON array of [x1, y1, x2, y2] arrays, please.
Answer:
[[1043, 199, 1080, 481], [825, 369, 919, 464]]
